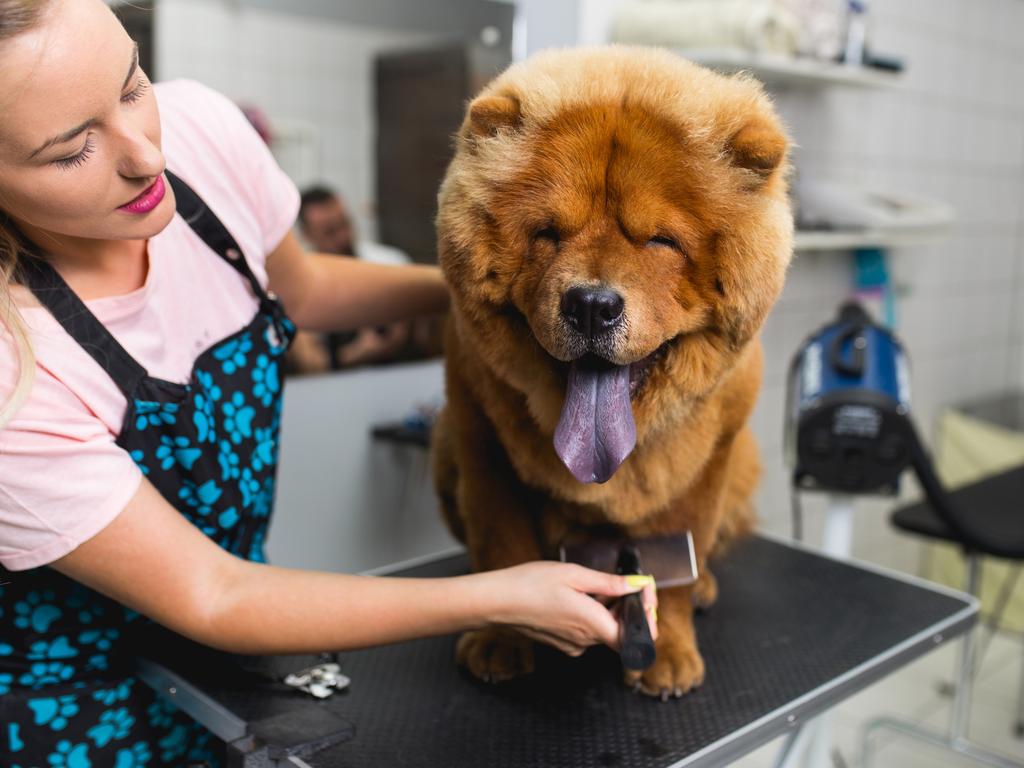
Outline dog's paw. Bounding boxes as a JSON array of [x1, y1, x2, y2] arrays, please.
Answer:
[[456, 628, 535, 683], [623, 643, 705, 700], [692, 569, 718, 610]]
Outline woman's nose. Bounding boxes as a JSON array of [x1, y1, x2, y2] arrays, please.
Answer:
[[114, 116, 164, 180]]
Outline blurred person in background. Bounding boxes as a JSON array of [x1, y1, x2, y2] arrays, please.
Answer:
[[291, 185, 423, 372]]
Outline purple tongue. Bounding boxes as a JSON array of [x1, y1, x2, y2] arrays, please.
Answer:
[[554, 360, 637, 484]]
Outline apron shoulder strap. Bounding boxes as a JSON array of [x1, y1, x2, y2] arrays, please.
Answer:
[[164, 170, 271, 303], [19, 254, 148, 400]]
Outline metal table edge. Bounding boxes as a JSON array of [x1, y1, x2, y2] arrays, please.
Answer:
[[675, 581, 978, 765]]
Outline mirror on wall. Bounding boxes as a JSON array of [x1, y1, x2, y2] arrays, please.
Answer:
[[121, 0, 514, 375]]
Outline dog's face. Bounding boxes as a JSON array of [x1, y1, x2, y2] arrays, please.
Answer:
[[438, 48, 793, 483]]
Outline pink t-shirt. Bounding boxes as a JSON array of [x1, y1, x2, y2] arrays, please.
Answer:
[[0, 79, 300, 571]]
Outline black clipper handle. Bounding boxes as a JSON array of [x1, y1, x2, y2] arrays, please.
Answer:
[[616, 545, 656, 671], [619, 590, 656, 670]]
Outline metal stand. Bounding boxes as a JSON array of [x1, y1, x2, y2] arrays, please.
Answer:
[[1017, 642, 1024, 738], [775, 494, 854, 768], [861, 556, 1024, 768]]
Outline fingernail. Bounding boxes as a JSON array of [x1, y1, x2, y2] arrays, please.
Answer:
[[625, 574, 654, 589]]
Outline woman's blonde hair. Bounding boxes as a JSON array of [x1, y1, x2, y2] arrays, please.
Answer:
[[0, 0, 50, 429]]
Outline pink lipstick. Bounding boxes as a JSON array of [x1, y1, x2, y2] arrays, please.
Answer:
[[119, 175, 166, 214]]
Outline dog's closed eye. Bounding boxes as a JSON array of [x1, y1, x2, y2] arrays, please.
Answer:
[[647, 235, 685, 255], [533, 226, 561, 247]]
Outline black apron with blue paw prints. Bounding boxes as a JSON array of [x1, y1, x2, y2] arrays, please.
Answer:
[[0, 171, 295, 768]]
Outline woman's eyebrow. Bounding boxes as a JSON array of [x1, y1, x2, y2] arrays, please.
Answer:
[[28, 42, 140, 160]]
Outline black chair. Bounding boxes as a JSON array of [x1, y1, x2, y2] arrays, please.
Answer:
[[863, 464, 1024, 768]]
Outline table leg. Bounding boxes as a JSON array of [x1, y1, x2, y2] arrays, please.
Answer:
[[772, 724, 813, 768], [1015, 637, 1024, 738]]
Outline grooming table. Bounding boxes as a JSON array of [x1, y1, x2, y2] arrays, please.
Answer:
[[136, 536, 977, 768]]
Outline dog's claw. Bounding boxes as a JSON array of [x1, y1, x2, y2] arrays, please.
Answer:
[[673, 687, 683, 698], [660, 689, 670, 702]]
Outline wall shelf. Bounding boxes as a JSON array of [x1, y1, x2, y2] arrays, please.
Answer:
[[678, 48, 901, 89], [794, 225, 952, 252]]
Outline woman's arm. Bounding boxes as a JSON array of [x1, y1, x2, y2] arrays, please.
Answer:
[[265, 231, 448, 332], [53, 479, 655, 657]]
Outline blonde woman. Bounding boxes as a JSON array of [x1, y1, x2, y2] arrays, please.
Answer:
[[0, 1, 657, 765]]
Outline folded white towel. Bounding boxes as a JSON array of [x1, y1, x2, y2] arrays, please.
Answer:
[[610, 0, 800, 55]]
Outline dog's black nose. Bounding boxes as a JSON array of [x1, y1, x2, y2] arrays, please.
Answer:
[[560, 286, 625, 338]]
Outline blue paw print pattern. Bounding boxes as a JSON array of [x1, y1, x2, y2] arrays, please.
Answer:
[[78, 627, 119, 653], [29, 695, 80, 731], [177, 478, 223, 522], [156, 723, 190, 764], [133, 400, 178, 432], [221, 391, 255, 444], [251, 354, 279, 406], [0, 672, 13, 695], [238, 467, 261, 508], [113, 741, 151, 768], [129, 449, 150, 476], [28, 636, 78, 661], [193, 389, 219, 445], [250, 476, 275, 520], [15, 590, 62, 633], [218, 506, 240, 529], [213, 332, 253, 375], [195, 369, 222, 402], [248, 527, 268, 563], [19, 660, 75, 689], [87, 706, 135, 748], [250, 426, 277, 472], [185, 727, 220, 766], [217, 439, 241, 481], [91, 679, 132, 707], [9, 721, 24, 751], [46, 739, 91, 768], [145, 697, 175, 731], [155, 434, 202, 472]]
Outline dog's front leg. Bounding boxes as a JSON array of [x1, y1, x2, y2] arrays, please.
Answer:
[[445, 372, 548, 681], [454, 460, 545, 682]]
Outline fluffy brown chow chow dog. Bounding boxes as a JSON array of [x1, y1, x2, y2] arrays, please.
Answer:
[[431, 46, 793, 698]]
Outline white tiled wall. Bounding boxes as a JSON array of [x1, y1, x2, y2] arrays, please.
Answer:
[[752, 0, 1024, 571], [154, 0, 443, 242]]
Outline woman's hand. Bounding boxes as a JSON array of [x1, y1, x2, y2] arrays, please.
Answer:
[[474, 561, 658, 657]]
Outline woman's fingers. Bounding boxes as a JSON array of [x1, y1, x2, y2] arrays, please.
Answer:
[[565, 564, 660, 644], [642, 582, 659, 641], [566, 563, 654, 598], [516, 626, 586, 657]]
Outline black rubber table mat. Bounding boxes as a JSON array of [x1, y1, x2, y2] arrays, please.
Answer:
[[141, 536, 975, 767]]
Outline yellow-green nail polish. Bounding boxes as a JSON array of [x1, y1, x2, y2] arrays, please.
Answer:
[[625, 574, 654, 588]]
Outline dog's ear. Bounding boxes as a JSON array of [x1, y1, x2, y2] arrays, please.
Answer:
[[727, 117, 787, 185], [467, 93, 523, 139]]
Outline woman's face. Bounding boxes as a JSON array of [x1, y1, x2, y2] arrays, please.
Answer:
[[0, 0, 174, 246]]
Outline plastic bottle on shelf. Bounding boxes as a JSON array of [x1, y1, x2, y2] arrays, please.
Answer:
[[842, 0, 868, 67]]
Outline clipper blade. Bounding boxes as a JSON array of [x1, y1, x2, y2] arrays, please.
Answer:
[[559, 531, 698, 587]]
